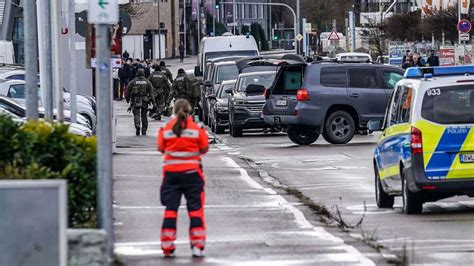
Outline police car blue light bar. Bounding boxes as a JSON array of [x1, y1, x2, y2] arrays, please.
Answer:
[[404, 65, 474, 79]]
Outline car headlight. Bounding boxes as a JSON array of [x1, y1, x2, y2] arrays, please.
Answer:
[[235, 100, 246, 106]]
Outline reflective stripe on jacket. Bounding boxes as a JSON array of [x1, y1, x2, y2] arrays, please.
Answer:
[[157, 116, 208, 172]]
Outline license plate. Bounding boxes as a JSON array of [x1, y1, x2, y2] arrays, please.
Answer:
[[273, 117, 281, 124], [460, 154, 474, 163], [275, 100, 287, 106]]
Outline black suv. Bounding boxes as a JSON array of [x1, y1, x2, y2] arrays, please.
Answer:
[[263, 62, 404, 145]]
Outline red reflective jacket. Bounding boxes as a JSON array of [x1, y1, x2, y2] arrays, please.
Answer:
[[157, 116, 208, 172]]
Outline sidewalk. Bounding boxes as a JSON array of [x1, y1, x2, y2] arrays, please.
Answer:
[[112, 60, 376, 265]]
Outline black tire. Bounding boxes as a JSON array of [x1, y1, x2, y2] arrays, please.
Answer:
[[215, 121, 225, 134], [402, 171, 423, 214], [230, 122, 242, 137], [375, 166, 394, 208], [198, 106, 204, 122], [287, 126, 319, 145], [322, 111, 356, 144]]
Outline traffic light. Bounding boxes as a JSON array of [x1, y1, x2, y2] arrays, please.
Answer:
[[215, 0, 220, 9], [273, 35, 278, 41]]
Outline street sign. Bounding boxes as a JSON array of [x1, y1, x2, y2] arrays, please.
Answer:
[[460, 33, 470, 41], [88, 0, 119, 24], [296, 34, 303, 42], [305, 23, 312, 33], [328, 29, 340, 41], [457, 19, 472, 33]]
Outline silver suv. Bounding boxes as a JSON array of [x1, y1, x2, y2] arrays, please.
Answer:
[[263, 62, 404, 145]]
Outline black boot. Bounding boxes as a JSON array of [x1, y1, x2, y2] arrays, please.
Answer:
[[136, 128, 140, 136], [142, 130, 147, 136]]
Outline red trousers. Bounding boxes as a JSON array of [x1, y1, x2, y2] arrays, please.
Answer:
[[160, 169, 206, 252]]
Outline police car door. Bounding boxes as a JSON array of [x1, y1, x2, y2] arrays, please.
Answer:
[[377, 86, 412, 192]]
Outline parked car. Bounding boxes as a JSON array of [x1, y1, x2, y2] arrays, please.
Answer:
[[0, 79, 96, 131], [195, 33, 259, 77], [208, 80, 235, 134], [0, 95, 92, 130], [263, 62, 404, 145], [0, 99, 93, 136], [228, 71, 276, 137], [201, 61, 239, 125]]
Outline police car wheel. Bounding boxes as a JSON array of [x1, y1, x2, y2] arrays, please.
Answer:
[[287, 126, 319, 145], [375, 166, 394, 208], [323, 111, 356, 144], [402, 174, 423, 215]]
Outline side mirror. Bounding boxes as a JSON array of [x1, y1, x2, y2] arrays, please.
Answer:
[[207, 94, 217, 100], [245, 84, 266, 95], [367, 120, 383, 131], [203, 80, 213, 87], [194, 66, 202, 77], [225, 88, 233, 94]]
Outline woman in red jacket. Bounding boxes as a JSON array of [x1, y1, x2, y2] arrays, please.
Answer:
[[157, 99, 209, 258]]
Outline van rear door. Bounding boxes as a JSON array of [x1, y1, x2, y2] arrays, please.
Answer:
[[264, 64, 305, 121]]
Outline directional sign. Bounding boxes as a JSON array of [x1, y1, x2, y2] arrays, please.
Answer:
[[328, 29, 340, 41], [88, 0, 119, 24], [296, 34, 303, 42], [457, 19, 472, 33], [305, 23, 312, 33]]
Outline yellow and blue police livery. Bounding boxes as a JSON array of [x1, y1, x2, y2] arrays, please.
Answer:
[[369, 66, 474, 214]]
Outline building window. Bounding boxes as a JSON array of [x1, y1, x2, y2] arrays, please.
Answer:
[[248, 4, 253, 19]]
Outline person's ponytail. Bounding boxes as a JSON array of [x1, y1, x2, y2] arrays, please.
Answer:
[[172, 99, 192, 137]]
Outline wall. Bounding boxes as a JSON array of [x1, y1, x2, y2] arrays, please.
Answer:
[[123, 34, 144, 60]]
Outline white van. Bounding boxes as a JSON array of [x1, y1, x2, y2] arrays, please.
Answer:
[[195, 33, 259, 76], [0, 41, 15, 64]]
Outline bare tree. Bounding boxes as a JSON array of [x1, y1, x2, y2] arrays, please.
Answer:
[[120, 2, 147, 18]]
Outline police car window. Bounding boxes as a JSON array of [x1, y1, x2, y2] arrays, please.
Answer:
[[381, 70, 403, 89], [421, 85, 474, 124], [319, 67, 347, 87], [216, 65, 238, 84], [389, 86, 403, 126], [348, 68, 379, 88], [396, 87, 412, 123]]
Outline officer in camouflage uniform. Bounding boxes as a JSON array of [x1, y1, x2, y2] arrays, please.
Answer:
[[126, 69, 155, 136], [149, 65, 170, 120], [169, 69, 198, 113]]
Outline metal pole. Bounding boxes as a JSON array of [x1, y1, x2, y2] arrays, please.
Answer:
[[302, 18, 306, 56], [233, 0, 236, 34], [349, 10, 355, 52], [458, 0, 461, 45], [37, 0, 54, 120], [158, 3, 162, 59], [213, 5, 216, 36], [24, 0, 39, 119], [184, 0, 187, 56], [51, 0, 64, 121], [96, 24, 114, 258], [296, 0, 300, 54], [67, 0, 77, 123], [197, 1, 201, 42]]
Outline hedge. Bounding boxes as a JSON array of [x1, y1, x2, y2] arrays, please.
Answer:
[[0, 114, 97, 228]]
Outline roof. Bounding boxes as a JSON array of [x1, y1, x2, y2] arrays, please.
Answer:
[[214, 61, 237, 66], [221, 79, 237, 85], [336, 52, 371, 57]]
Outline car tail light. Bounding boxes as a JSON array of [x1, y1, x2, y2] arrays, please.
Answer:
[[411, 126, 423, 154], [293, 109, 299, 116], [421, 185, 436, 190], [264, 88, 270, 99], [297, 89, 310, 101]]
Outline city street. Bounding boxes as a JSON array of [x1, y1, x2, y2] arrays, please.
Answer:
[[112, 58, 474, 265]]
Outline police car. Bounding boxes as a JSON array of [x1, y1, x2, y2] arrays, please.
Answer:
[[368, 66, 474, 214]]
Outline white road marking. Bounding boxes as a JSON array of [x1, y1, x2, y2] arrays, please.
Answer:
[[221, 156, 374, 265], [114, 204, 288, 210]]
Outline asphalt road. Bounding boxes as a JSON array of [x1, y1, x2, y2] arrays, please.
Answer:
[[217, 129, 474, 265], [113, 57, 384, 265]]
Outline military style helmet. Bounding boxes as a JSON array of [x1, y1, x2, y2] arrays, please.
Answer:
[[137, 69, 145, 77]]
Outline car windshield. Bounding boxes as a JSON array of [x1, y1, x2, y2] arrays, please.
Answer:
[[237, 73, 276, 92], [8, 84, 41, 99], [205, 50, 258, 62], [421, 85, 474, 124], [216, 65, 238, 84], [219, 84, 234, 98]]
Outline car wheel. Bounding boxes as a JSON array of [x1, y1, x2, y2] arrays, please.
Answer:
[[375, 166, 394, 208], [230, 120, 243, 137], [81, 113, 93, 130], [215, 124, 225, 134], [287, 126, 319, 145], [323, 111, 355, 144], [402, 170, 423, 214]]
